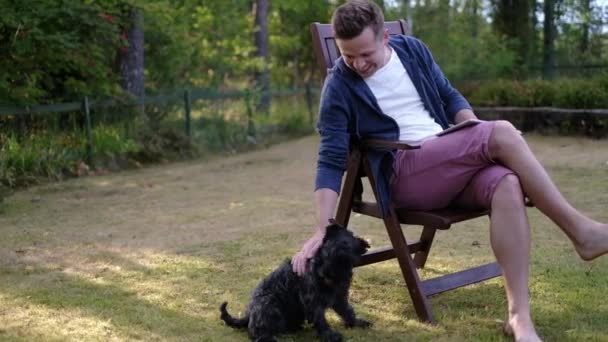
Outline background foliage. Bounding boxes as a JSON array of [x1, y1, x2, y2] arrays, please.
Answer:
[[2, 0, 608, 103], [1, 0, 608, 190]]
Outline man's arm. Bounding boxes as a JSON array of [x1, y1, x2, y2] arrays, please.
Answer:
[[292, 75, 350, 276], [453, 108, 478, 124], [292, 188, 339, 276], [315, 188, 339, 230]]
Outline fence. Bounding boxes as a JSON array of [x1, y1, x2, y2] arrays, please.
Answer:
[[3, 87, 608, 168], [0, 85, 321, 166], [3, 85, 608, 190]]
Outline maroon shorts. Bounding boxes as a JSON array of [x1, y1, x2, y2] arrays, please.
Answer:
[[390, 121, 514, 210]]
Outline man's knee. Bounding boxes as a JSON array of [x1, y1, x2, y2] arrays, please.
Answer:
[[493, 174, 524, 205], [489, 120, 525, 159]]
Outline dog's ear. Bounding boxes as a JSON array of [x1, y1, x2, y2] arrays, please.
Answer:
[[355, 237, 370, 255], [326, 219, 345, 230], [324, 220, 346, 239]]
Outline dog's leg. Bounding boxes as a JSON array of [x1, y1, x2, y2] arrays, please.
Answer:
[[251, 337, 277, 342], [249, 326, 278, 342], [311, 307, 343, 342], [332, 295, 372, 328], [248, 306, 283, 342]]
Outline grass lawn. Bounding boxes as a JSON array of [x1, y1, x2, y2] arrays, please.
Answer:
[[0, 134, 607, 341]]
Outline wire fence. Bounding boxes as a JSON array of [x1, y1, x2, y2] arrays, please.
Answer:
[[0, 85, 321, 166], [2, 83, 608, 169]]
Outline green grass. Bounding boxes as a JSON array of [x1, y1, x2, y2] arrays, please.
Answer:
[[0, 134, 607, 341]]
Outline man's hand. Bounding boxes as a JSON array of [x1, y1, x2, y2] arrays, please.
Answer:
[[292, 230, 325, 276]]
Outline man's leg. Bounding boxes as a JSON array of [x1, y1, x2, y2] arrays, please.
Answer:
[[489, 120, 608, 260], [490, 175, 541, 342]]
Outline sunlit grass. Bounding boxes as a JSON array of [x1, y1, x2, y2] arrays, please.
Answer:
[[0, 134, 607, 341]]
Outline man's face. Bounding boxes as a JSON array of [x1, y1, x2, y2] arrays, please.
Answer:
[[336, 26, 389, 78]]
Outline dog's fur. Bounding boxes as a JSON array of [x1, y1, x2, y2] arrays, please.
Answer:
[[219, 222, 372, 342]]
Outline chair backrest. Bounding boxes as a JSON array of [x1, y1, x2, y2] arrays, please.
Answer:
[[309, 20, 411, 78]]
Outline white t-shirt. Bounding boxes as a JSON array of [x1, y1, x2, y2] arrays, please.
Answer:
[[364, 47, 443, 143]]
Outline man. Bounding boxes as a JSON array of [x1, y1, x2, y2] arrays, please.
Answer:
[[292, 1, 608, 341]]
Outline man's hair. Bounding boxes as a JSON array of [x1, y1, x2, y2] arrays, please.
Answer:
[[331, 0, 384, 40]]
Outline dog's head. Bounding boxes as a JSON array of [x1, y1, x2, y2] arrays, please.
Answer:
[[311, 222, 370, 286], [323, 222, 370, 256]]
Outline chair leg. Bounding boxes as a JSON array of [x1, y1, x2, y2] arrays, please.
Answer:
[[360, 153, 435, 323], [413, 226, 437, 269], [334, 149, 362, 227], [383, 210, 435, 324]]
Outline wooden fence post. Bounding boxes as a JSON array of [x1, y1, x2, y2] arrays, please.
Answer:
[[82, 97, 93, 167], [245, 90, 255, 138], [305, 82, 314, 124], [184, 90, 192, 138]]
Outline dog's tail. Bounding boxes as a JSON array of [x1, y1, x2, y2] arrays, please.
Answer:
[[219, 302, 249, 329]]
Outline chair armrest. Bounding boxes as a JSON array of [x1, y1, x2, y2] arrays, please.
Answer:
[[362, 139, 421, 150]]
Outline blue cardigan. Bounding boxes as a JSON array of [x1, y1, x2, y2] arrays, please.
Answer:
[[315, 35, 472, 213]]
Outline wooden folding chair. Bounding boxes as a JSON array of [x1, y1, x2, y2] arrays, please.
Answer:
[[310, 20, 503, 324]]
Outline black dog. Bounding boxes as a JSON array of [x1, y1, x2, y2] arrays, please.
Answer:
[[219, 222, 372, 341]]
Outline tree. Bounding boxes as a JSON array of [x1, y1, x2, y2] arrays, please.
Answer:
[[400, 0, 413, 31], [579, 0, 591, 54], [253, 0, 270, 113], [491, 0, 535, 76], [268, 0, 333, 85], [438, 0, 451, 58], [467, 0, 481, 38], [0, 0, 125, 105], [543, 0, 558, 79], [119, 6, 144, 102]]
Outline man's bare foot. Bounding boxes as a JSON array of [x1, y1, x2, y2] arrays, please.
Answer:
[[574, 222, 608, 261], [503, 315, 542, 342]]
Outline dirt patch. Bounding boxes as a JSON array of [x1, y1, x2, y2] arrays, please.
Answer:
[[0, 136, 316, 269], [1, 133, 607, 270]]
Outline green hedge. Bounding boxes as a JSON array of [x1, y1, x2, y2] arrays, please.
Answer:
[[458, 76, 608, 138], [461, 75, 608, 108]]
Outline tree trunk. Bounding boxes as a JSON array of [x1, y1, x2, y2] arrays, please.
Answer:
[[400, 0, 413, 32], [469, 0, 479, 38], [119, 8, 145, 120], [492, 0, 533, 76], [438, 0, 450, 58], [580, 0, 591, 55], [542, 0, 556, 79], [253, 0, 270, 114], [377, 0, 385, 11], [530, 0, 538, 63]]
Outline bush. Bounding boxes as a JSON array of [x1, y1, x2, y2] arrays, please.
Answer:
[[462, 75, 608, 108], [0, 183, 9, 209], [0, 126, 142, 187], [192, 115, 248, 152], [0, 133, 76, 187], [459, 76, 608, 137], [133, 127, 197, 162], [552, 79, 607, 108]]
